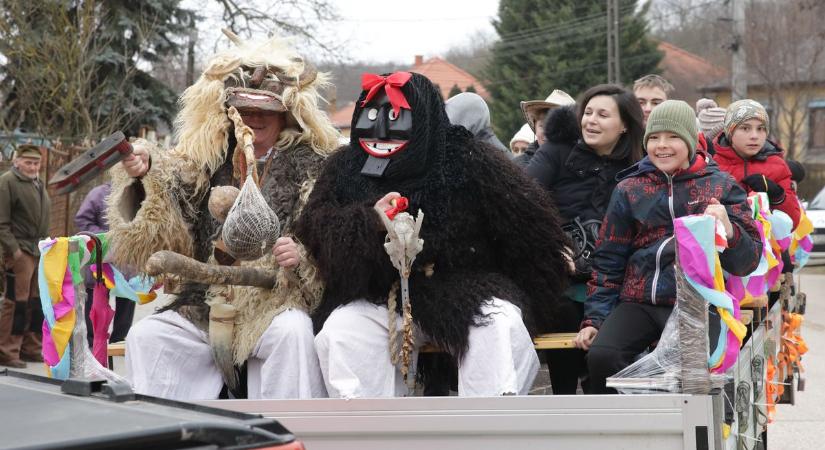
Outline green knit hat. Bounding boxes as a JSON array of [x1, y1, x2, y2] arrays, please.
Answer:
[[644, 100, 698, 159]]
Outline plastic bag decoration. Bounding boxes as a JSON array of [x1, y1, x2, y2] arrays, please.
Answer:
[[607, 215, 745, 394], [39, 234, 157, 382]]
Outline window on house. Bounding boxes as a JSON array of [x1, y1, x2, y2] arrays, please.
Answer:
[[809, 105, 825, 156]]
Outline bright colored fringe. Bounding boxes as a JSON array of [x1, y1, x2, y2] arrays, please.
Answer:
[[674, 215, 745, 373], [38, 234, 158, 379], [673, 192, 807, 374]]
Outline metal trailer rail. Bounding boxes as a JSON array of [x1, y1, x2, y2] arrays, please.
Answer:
[[201, 394, 723, 450]]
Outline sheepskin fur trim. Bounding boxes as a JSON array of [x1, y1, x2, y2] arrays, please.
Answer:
[[173, 33, 340, 193], [106, 139, 194, 273]]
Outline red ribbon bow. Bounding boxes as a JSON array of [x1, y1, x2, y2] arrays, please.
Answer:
[[360, 72, 412, 116], [384, 197, 409, 220]]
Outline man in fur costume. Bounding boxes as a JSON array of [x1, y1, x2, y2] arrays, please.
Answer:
[[110, 31, 339, 400], [294, 72, 570, 397]]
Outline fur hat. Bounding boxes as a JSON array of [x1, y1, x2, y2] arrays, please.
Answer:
[[172, 30, 340, 179], [644, 100, 698, 159], [520, 89, 575, 131], [697, 107, 726, 138], [724, 99, 769, 139]]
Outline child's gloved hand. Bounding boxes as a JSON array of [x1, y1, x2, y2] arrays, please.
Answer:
[[742, 174, 785, 205]]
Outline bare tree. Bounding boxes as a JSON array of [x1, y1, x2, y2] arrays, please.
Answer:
[[443, 30, 495, 79], [215, 0, 344, 58], [0, 1, 187, 143], [646, 0, 730, 68], [746, 0, 825, 159]]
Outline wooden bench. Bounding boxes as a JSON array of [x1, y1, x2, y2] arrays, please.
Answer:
[[419, 332, 578, 353], [107, 333, 580, 364], [107, 341, 126, 368]]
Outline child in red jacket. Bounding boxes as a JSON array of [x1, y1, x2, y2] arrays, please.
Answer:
[[712, 99, 801, 228]]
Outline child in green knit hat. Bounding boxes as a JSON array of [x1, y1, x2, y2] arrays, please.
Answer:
[[575, 100, 763, 394]]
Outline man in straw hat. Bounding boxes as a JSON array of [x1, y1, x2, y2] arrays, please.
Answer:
[[0, 144, 50, 368], [111, 30, 339, 400], [520, 89, 576, 147]]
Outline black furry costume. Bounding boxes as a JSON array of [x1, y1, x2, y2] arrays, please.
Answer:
[[294, 73, 570, 359]]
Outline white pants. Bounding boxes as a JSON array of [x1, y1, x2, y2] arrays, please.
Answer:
[[125, 308, 326, 400], [315, 298, 539, 398]]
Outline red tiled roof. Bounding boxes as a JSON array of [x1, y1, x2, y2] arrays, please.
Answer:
[[409, 56, 490, 100], [657, 41, 728, 104], [658, 41, 728, 81], [330, 101, 356, 129]]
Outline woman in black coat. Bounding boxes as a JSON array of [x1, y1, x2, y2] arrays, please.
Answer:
[[525, 84, 645, 394]]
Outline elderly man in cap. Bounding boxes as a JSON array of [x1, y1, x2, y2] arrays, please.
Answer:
[[0, 144, 50, 368], [515, 90, 575, 166]]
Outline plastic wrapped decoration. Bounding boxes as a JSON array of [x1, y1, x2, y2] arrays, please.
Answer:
[[606, 215, 746, 394], [38, 234, 158, 382]]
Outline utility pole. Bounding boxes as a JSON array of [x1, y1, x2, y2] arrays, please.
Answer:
[[730, 0, 747, 100], [606, 0, 621, 84]]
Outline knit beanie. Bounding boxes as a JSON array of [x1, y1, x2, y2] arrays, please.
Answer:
[[724, 99, 769, 139], [644, 100, 698, 159], [695, 97, 718, 114], [697, 107, 726, 138], [509, 123, 536, 150]]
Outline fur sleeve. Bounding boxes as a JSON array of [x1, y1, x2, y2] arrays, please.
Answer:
[[293, 151, 396, 315], [106, 139, 199, 273], [467, 146, 571, 332]]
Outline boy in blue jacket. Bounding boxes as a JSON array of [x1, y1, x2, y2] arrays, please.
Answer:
[[573, 100, 763, 394]]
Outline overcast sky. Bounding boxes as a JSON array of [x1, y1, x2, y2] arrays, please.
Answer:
[[187, 0, 500, 64], [325, 0, 499, 63]]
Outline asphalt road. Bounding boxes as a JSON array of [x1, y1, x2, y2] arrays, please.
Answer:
[[768, 271, 825, 449]]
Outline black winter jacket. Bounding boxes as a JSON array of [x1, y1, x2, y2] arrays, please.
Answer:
[[525, 106, 634, 223]]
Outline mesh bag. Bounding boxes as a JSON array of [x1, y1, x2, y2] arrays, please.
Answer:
[[222, 175, 281, 260]]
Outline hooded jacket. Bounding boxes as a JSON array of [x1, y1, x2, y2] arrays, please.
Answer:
[[582, 152, 762, 329], [712, 134, 801, 228], [445, 92, 509, 153], [525, 105, 635, 223]]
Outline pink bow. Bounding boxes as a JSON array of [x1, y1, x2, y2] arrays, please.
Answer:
[[360, 72, 412, 115]]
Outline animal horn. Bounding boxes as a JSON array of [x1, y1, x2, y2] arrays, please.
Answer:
[[273, 63, 318, 88], [221, 28, 243, 46]]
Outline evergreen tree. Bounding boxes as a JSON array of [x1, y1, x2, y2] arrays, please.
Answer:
[[0, 1, 196, 141], [448, 84, 463, 98], [465, 84, 478, 93], [91, 0, 197, 136], [484, 0, 662, 138]]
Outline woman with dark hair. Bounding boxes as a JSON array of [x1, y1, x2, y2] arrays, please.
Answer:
[[525, 84, 644, 394]]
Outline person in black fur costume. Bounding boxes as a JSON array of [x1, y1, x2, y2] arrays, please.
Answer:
[[294, 72, 570, 397]]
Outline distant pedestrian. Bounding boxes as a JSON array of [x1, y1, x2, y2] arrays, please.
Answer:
[[0, 145, 50, 368], [74, 181, 136, 345]]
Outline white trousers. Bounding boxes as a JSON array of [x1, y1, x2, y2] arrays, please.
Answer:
[[125, 308, 326, 400], [315, 298, 539, 398]]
